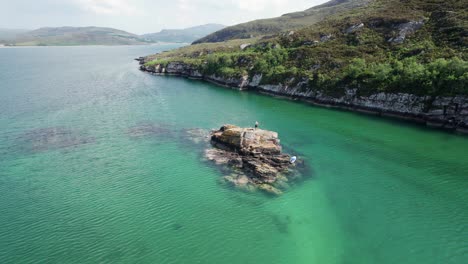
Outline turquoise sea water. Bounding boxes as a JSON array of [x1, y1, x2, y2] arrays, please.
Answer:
[[0, 45, 467, 264]]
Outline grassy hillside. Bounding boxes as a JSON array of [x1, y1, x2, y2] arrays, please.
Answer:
[[142, 24, 225, 43], [145, 0, 467, 97], [193, 0, 372, 44], [7, 27, 151, 46]]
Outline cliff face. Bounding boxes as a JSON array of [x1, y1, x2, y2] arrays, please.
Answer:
[[140, 61, 468, 134], [140, 62, 249, 89]]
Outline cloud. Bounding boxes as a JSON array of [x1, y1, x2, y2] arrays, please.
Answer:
[[74, 0, 143, 16], [236, 0, 270, 12], [234, 0, 310, 12], [177, 0, 190, 10]]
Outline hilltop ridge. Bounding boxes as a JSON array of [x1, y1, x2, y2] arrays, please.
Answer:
[[5, 26, 150, 46], [142, 24, 225, 43], [193, 0, 371, 44], [2, 24, 226, 46]]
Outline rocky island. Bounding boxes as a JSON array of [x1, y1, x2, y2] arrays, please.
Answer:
[[205, 125, 304, 195]]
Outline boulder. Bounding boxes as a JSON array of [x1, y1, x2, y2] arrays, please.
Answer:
[[207, 124, 302, 195], [345, 23, 364, 34], [240, 43, 251, 50], [388, 20, 424, 44], [320, 34, 332, 42]]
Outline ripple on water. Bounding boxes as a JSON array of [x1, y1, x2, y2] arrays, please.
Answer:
[[1, 46, 467, 264]]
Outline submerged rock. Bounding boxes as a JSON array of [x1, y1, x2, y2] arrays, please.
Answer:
[[16, 127, 95, 153], [126, 122, 173, 138], [184, 128, 210, 144], [206, 124, 303, 195]]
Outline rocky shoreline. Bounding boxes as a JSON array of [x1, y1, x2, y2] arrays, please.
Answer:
[[139, 60, 468, 135]]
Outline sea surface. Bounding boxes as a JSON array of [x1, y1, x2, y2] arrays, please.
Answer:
[[0, 45, 467, 264]]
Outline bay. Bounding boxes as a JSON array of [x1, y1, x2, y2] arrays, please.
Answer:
[[0, 45, 467, 264]]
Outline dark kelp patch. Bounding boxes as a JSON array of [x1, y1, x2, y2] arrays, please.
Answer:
[[126, 122, 175, 139], [15, 127, 95, 153]]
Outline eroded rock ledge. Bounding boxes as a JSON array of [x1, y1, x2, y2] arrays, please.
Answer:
[[205, 125, 304, 195], [139, 61, 468, 135]]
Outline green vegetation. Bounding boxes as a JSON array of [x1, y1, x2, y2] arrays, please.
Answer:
[[145, 0, 467, 97], [144, 38, 257, 61], [334, 57, 467, 96], [193, 0, 371, 44]]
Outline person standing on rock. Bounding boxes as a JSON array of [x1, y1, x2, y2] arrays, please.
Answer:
[[255, 121, 259, 130]]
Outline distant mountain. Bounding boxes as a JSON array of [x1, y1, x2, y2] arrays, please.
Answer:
[[141, 24, 225, 43], [6, 27, 151, 46], [0, 29, 29, 43], [193, 0, 371, 44]]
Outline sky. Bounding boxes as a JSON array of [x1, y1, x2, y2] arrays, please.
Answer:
[[0, 0, 329, 34]]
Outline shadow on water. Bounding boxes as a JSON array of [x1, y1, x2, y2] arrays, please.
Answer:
[[100, 240, 152, 262], [272, 92, 468, 138], [270, 214, 292, 234], [324, 135, 468, 211], [171, 223, 184, 231], [101, 247, 126, 263]]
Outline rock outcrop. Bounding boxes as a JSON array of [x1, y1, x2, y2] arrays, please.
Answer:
[[240, 43, 251, 50], [140, 62, 249, 90], [345, 23, 364, 33], [388, 20, 425, 44], [205, 125, 303, 195]]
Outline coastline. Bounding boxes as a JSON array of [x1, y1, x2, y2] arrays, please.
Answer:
[[0, 42, 186, 48], [138, 61, 468, 135]]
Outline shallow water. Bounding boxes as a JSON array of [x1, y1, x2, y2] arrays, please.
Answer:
[[0, 45, 467, 264]]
